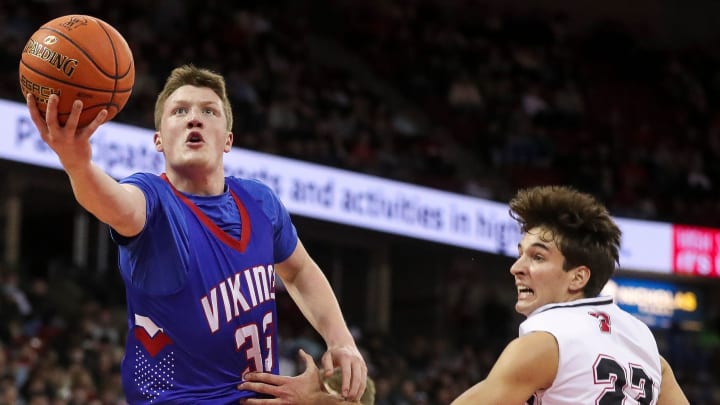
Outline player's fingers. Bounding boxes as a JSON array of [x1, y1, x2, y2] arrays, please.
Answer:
[[63, 99, 83, 133], [45, 94, 61, 129], [239, 396, 279, 405], [237, 380, 282, 399], [242, 372, 290, 386], [26, 94, 49, 139], [339, 357, 353, 399], [320, 351, 334, 377], [298, 349, 318, 373], [80, 109, 108, 139], [346, 361, 367, 402]]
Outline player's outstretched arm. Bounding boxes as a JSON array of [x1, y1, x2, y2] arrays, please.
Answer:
[[275, 240, 367, 401], [657, 356, 690, 405], [239, 350, 363, 405], [451, 332, 558, 405], [26, 94, 146, 236]]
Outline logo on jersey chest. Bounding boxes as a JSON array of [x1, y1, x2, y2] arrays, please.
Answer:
[[589, 311, 612, 333], [200, 264, 276, 333]]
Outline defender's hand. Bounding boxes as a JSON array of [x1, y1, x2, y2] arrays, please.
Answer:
[[239, 349, 324, 405]]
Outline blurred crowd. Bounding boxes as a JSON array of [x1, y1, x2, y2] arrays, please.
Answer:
[[3, 0, 720, 226], [1, 263, 719, 404], [1, 0, 720, 403]]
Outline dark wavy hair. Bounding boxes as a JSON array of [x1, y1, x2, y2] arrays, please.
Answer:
[[509, 185, 621, 297]]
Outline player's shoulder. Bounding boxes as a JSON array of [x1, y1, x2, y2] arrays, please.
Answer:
[[521, 298, 613, 335], [521, 307, 582, 333], [120, 172, 163, 188], [227, 176, 271, 191], [227, 176, 278, 198], [122, 171, 158, 181]]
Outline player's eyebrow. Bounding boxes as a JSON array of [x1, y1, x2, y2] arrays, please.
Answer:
[[170, 98, 220, 107], [517, 242, 551, 254]]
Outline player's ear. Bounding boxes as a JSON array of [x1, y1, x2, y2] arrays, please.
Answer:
[[154, 132, 163, 151], [569, 265, 590, 292], [224, 132, 233, 153]]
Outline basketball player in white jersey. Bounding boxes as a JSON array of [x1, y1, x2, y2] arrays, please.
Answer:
[[240, 185, 689, 404], [451, 185, 689, 405]]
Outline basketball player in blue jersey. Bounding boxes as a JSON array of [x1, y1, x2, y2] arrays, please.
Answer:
[[25, 64, 366, 404], [241, 186, 690, 405]]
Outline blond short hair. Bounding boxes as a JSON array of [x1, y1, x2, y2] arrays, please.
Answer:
[[153, 64, 233, 131]]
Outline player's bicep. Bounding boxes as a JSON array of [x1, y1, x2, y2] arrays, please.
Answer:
[[109, 183, 147, 237], [451, 332, 558, 405], [274, 240, 312, 285], [657, 356, 690, 405]]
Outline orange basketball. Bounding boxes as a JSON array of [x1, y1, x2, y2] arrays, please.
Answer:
[[19, 15, 135, 127]]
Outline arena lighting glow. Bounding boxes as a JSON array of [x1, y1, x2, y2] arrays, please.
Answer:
[[0, 98, 707, 277]]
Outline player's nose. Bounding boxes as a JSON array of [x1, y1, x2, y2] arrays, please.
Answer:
[[186, 109, 204, 128], [186, 119, 203, 128], [509, 257, 526, 275]]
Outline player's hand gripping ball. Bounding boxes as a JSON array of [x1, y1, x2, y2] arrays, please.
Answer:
[[19, 14, 135, 127]]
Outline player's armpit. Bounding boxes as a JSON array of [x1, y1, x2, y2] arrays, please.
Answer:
[[451, 332, 558, 405]]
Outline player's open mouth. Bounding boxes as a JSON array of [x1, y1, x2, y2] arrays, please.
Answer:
[[517, 286, 534, 299], [186, 132, 204, 143]]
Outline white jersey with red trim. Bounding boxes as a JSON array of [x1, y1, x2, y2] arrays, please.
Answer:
[[519, 296, 661, 405]]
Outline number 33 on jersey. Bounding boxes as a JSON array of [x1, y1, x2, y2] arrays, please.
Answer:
[[521, 296, 662, 405]]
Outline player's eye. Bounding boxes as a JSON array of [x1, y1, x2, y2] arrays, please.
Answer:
[[203, 108, 216, 115], [173, 107, 187, 114]]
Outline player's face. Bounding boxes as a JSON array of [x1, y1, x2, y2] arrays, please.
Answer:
[[155, 85, 233, 173], [510, 226, 581, 317]]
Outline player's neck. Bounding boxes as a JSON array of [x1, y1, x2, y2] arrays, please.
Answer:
[[164, 170, 225, 196]]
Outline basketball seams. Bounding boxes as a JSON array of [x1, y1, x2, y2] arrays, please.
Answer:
[[19, 14, 134, 127], [95, 18, 135, 80], [95, 18, 120, 110], [94, 19, 134, 112], [19, 59, 133, 93], [55, 104, 121, 120], [36, 24, 131, 81], [95, 17, 135, 80]]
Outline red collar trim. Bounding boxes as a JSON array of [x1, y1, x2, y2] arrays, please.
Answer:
[[161, 173, 251, 252]]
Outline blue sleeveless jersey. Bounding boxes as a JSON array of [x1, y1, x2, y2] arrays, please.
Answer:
[[112, 173, 297, 404]]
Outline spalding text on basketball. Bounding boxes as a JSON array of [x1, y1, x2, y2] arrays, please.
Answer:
[[23, 38, 78, 78]]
